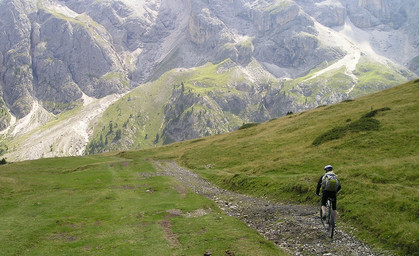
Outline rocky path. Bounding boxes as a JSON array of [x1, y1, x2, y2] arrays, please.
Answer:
[[154, 160, 390, 256]]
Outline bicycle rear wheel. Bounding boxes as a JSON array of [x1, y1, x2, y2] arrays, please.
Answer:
[[328, 209, 335, 239]]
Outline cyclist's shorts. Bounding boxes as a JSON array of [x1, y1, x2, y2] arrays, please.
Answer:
[[322, 191, 337, 210]]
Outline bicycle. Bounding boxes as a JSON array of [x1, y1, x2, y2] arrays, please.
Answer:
[[320, 196, 336, 239]]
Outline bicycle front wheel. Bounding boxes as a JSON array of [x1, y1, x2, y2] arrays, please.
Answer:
[[328, 213, 335, 239]]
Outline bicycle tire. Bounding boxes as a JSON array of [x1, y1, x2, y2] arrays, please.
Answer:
[[326, 200, 331, 225], [327, 200, 335, 239], [329, 214, 335, 239]]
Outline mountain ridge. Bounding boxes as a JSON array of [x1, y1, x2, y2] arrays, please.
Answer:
[[0, 0, 417, 160]]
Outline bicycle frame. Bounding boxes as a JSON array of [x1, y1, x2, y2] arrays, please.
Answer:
[[320, 196, 335, 239]]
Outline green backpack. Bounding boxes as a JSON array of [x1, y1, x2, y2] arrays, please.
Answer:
[[322, 172, 340, 192]]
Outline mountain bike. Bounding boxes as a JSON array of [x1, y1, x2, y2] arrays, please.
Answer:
[[320, 197, 335, 239]]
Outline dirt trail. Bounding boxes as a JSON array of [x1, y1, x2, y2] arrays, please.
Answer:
[[154, 160, 390, 256]]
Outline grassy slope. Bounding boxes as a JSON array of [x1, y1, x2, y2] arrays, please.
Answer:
[[351, 57, 411, 98], [0, 154, 284, 255], [151, 80, 419, 255], [1, 80, 417, 255], [86, 71, 176, 153], [283, 56, 410, 105]]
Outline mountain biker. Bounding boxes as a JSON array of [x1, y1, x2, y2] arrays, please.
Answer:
[[316, 165, 341, 221]]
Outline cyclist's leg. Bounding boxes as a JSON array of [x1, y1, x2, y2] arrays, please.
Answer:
[[321, 193, 327, 218], [331, 193, 338, 221], [322, 206, 327, 219]]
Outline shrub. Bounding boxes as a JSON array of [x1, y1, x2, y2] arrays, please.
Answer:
[[362, 107, 390, 118], [343, 99, 354, 103], [347, 118, 380, 132], [312, 126, 347, 146], [0, 158, 7, 165], [312, 107, 389, 146], [238, 123, 259, 130]]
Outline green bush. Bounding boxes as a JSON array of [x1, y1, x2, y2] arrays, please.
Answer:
[[312, 126, 347, 146], [347, 118, 380, 132], [362, 107, 390, 118], [312, 108, 390, 146]]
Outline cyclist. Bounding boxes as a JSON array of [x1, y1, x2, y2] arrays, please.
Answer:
[[316, 165, 341, 221]]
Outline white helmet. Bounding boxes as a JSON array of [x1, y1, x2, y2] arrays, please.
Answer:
[[324, 165, 333, 172]]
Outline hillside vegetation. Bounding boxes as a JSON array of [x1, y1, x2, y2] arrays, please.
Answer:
[[150, 80, 419, 255], [1, 80, 417, 255]]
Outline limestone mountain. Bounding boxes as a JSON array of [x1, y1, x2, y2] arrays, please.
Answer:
[[0, 0, 417, 160]]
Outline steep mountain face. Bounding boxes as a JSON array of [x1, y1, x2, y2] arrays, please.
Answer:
[[86, 59, 291, 154], [297, 0, 419, 67], [0, 0, 417, 160], [0, 0, 128, 119]]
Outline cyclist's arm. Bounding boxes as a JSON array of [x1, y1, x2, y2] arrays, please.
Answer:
[[316, 176, 323, 195]]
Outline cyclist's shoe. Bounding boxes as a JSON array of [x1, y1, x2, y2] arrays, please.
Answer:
[[322, 213, 326, 221]]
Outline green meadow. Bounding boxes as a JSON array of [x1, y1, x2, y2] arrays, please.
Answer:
[[1, 80, 418, 255], [0, 155, 283, 255], [152, 80, 419, 255]]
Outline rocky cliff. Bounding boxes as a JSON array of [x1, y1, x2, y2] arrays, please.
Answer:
[[0, 0, 417, 160], [0, 0, 129, 119]]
